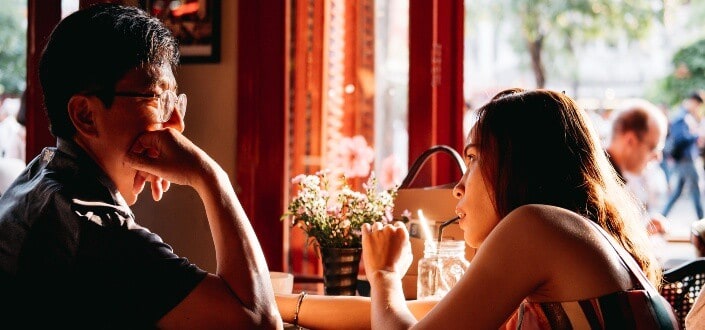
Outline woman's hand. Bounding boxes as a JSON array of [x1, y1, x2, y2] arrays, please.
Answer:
[[362, 221, 413, 279]]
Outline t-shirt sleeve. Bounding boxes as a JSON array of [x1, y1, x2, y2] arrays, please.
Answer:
[[118, 225, 209, 323], [73, 206, 208, 326]]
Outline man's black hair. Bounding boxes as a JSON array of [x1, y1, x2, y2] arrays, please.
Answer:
[[39, 3, 179, 139]]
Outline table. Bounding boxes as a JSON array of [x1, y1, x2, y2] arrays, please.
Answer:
[[659, 234, 697, 270], [291, 274, 369, 296]]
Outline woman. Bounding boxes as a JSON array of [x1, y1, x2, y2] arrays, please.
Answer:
[[278, 89, 677, 329]]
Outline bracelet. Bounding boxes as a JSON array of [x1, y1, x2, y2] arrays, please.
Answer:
[[293, 291, 307, 327]]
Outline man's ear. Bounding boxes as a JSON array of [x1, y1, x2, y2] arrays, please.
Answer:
[[625, 131, 640, 146], [67, 95, 98, 137]]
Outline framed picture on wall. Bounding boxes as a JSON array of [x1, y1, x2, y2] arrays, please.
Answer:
[[140, 0, 221, 64]]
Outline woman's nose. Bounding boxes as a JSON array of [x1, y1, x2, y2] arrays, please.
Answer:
[[453, 183, 463, 199]]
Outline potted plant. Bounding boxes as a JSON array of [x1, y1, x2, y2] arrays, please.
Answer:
[[283, 170, 398, 295]]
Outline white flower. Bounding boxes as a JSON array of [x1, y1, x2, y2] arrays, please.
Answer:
[[283, 170, 398, 248]]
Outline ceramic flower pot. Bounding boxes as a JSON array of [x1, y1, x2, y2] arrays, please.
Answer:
[[319, 246, 362, 295]]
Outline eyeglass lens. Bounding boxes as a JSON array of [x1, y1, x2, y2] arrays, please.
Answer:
[[159, 91, 187, 122]]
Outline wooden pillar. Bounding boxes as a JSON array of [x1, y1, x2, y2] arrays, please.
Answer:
[[26, 0, 62, 160], [408, 0, 465, 186], [288, 0, 326, 275], [236, 0, 289, 271]]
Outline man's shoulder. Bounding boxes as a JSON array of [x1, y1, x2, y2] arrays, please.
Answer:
[[0, 151, 119, 227], [670, 115, 687, 127]]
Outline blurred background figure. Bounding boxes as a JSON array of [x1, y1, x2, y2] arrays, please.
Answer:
[[606, 99, 669, 236], [0, 157, 25, 196], [661, 92, 704, 221], [0, 96, 25, 196], [0, 96, 25, 161]]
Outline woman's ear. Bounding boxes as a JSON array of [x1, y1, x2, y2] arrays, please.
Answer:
[[67, 95, 98, 137]]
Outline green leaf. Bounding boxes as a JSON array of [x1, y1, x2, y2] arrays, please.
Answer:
[[0, 0, 26, 95]]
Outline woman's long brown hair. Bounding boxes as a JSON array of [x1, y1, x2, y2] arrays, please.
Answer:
[[471, 88, 661, 285]]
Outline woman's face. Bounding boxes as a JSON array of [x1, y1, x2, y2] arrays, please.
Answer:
[[452, 131, 501, 248]]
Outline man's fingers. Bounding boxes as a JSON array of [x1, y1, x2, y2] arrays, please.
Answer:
[[161, 179, 171, 193], [151, 177, 164, 201]]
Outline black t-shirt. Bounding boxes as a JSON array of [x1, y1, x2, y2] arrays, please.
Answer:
[[0, 139, 207, 328]]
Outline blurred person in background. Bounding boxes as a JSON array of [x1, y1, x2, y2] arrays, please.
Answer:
[[0, 96, 26, 196], [661, 92, 704, 221], [0, 96, 25, 161], [606, 99, 669, 236]]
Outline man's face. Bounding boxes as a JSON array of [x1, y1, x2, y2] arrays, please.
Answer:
[[685, 98, 704, 116], [89, 64, 184, 205], [625, 119, 663, 174]]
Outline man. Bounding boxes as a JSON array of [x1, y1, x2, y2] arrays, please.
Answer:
[[661, 92, 704, 221], [606, 99, 669, 234], [0, 4, 280, 328]]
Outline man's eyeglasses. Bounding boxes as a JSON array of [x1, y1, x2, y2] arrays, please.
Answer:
[[113, 90, 187, 123]]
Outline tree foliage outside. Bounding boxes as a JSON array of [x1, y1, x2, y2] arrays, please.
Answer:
[[467, 0, 662, 88], [644, 1, 705, 107], [647, 38, 705, 107], [0, 0, 27, 96], [685, 0, 705, 30]]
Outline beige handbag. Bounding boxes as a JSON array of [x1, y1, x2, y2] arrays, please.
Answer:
[[393, 145, 476, 299]]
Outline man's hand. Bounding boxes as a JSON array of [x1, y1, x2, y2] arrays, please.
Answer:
[[125, 128, 213, 189], [135, 170, 171, 201]]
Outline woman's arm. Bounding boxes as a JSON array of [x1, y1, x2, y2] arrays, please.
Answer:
[[276, 294, 438, 329], [362, 222, 418, 329]]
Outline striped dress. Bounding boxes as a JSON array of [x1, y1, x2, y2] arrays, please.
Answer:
[[504, 290, 679, 329], [502, 218, 680, 329]]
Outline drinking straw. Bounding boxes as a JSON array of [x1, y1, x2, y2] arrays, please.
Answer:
[[437, 216, 460, 244]]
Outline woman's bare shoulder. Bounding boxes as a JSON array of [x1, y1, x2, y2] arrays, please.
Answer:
[[481, 204, 630, 300], [497, 204, 589, 236], [486, 204, 609, 262]]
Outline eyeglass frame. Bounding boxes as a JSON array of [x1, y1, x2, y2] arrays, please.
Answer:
[[111, 90, 187, 123], [82, 90, 188, 124]]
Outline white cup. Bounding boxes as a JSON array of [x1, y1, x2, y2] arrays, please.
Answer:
[[270, 271, 294, 294]]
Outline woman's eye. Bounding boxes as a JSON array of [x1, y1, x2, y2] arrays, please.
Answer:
[[465, 154, 476, 163]]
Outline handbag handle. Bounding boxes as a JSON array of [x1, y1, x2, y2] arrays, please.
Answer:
[[400, 145, 466, 188]]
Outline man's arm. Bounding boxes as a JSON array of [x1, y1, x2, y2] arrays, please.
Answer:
[[126, 128, 281, 329]]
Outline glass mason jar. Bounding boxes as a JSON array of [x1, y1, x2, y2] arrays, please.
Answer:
[[417, 240, 469, 300]]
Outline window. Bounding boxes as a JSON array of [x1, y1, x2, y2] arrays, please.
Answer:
[[283, 0, 464, 276]]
